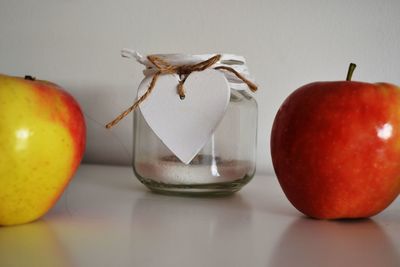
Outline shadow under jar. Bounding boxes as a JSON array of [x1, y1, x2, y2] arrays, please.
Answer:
[[133, 89, 257, 196]]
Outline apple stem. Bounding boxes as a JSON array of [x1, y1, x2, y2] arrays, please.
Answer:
[[24, 75, 36, 81], [346, 63, 357, 81]]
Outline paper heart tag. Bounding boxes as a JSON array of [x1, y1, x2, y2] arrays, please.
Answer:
[[137, 69, 230, 164]]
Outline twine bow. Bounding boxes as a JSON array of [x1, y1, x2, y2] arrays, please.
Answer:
[[106, 54, 257, 129]]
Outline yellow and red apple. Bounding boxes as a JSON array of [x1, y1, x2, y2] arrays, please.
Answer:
[[271, 64, 400, 219], [0, 74, 85, 226]]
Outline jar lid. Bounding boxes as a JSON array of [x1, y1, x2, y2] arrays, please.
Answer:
[[121, 49, 256, 90]]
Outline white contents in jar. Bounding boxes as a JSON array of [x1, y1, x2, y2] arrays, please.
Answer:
[[135, 155, 252, 184]]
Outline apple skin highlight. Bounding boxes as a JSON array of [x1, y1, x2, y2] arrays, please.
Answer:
[[271, 81, 400, 219], [0, 74, 86, 226]]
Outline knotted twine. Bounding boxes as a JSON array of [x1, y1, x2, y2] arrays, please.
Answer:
[[105, 54, 258, 129]]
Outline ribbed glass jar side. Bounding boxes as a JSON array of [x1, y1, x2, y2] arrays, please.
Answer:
[[132, 89, 258, 196]]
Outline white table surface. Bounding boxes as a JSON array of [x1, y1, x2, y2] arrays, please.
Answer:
[[1, 164, 399, 267]]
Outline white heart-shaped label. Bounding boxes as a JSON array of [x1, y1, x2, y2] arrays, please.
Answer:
[[137, 69, 230, 164]]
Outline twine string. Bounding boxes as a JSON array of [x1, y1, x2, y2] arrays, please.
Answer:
[[106, 54, 257, 129]]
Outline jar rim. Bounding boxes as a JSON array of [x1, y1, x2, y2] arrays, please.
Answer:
[[141, 53, 246, 67], [121, 49, 256, 90]]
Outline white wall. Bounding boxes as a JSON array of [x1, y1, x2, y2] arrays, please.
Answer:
[[1, 0, 399, 174]]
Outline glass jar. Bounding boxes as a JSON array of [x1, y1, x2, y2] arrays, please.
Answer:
[[132, 88, 258, 196]]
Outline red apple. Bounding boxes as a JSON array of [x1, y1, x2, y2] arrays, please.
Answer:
[[271, 64, 400, 219]]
